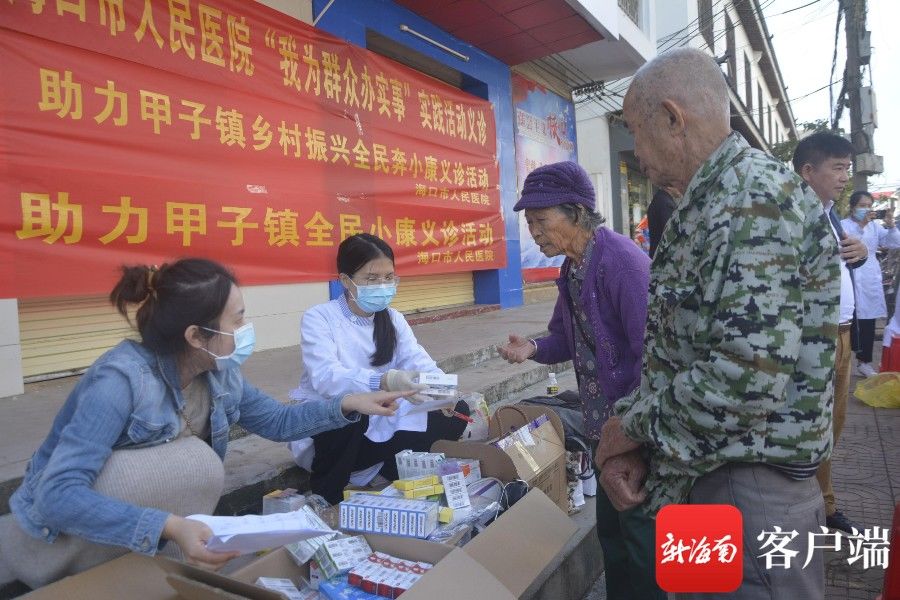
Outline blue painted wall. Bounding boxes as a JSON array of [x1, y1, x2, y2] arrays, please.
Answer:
[[314, 0, 523, 308]]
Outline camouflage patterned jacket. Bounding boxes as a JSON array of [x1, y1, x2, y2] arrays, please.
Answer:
[[614, 132, 840, 513]]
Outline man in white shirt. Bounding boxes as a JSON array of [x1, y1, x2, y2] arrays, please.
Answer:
[[793, 132, 868, 534]]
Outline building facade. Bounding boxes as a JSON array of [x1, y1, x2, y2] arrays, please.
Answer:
[[0, 0, 656, 397], [575, 0, 798, 236]]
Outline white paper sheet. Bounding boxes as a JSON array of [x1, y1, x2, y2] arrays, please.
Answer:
[[187, 510, 334, 554], [404, 396, 455, 415]]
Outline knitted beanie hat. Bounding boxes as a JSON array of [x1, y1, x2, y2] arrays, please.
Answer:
[[513, 161, 595, 212]]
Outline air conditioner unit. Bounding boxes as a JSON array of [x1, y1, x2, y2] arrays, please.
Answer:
[[860, 86, 877, 127], [855, 153, 883, 176]]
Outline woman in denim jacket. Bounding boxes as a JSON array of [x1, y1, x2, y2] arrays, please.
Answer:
[[0, 258, 408, 589]]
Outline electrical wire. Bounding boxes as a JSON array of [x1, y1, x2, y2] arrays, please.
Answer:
[[567, 0, 797, 127], [605, 0, 779, 99], [789, 78, 843, 104], [573, 0, 730, 105], [767, 0, 825, 18]]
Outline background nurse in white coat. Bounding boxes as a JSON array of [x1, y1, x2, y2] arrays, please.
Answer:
[[841, 191, 900, 377]]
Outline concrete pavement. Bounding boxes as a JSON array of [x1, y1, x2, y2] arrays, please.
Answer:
[[577, 336, 899, 600], [1, 300, 897, 599], [823, 340, 898, 599]]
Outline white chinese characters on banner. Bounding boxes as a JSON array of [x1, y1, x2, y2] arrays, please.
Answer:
[[660, 526, 891, 570]]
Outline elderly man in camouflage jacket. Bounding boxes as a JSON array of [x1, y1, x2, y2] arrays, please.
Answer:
[[596, 48, 839, 598]]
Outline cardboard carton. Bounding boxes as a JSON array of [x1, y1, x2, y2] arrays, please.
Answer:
[[20, 485, 575, 600], [158, 489, 574, 600], [20, 553, 181, 600], [432, 405, 569, 513]]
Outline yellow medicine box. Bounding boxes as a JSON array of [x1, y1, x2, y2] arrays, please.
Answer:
[[393, 475, 439, 491], [402, 484, 445, 499]]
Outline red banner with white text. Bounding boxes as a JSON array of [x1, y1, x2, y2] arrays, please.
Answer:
[[0, 0, 504, 298]]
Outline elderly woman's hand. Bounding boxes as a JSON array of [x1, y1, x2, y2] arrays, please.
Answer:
[[499, 334, 537, 363]]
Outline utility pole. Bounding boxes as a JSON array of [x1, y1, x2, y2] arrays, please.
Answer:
[[842, 0, 882, 190]]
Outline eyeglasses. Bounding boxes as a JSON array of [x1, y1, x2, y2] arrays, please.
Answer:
[[353, 275, 399, 285]]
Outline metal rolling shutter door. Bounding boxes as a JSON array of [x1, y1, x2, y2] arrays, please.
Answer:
[[18, 296, 134, 380], [392, 272, 474, 313]]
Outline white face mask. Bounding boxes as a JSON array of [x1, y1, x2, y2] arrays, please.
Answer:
[[347, 280, 398, 313], [201, 323, 255, 370]]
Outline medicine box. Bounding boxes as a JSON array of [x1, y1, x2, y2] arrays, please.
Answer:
[[402, 484, 444, 499], [319, 577, 380, 599], [395, 450, 445, 479], [312, 535, 373, 580], [414, 372, 458, 397], [347, 552, 433, 599], [262, 488, 307, 515], [254, 577, 319, 600], [69, 487, 577, 600], [392, 475, 439, 491], [284, 505, 339, 566], [457, 458, 482, 485], [340, 494, 439, 539]]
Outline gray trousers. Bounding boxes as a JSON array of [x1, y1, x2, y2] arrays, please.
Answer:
[[672, 463, 825, 600]]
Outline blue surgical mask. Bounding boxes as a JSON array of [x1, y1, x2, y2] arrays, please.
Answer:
[[349, 281, 397, 313], [202, 322, 255, 370], [853, 207, 870, 222]]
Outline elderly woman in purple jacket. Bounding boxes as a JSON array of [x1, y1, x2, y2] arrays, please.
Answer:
[[499, 161, 661, 600]]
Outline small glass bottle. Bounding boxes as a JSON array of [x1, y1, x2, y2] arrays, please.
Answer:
[[546, 372, 559, 396]]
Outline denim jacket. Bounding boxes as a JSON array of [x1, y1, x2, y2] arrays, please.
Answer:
[[10, 340, 356, 555]]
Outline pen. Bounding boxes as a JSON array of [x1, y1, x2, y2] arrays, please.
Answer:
[[449, 409, 474, 423]]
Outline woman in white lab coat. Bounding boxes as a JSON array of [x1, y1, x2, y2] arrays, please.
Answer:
[[288, 234, 468, 503], [841, 191, 900, 376]]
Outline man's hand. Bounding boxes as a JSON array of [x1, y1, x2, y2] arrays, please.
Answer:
[[595, 416, 641, 467], [599, 450, 648, 512], [839, 232, 867, 264], [499, 334, 536, 364]]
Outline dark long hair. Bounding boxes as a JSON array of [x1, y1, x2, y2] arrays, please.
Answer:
[[109, 258, 236, 355], [848, 190, 872, 208], [337, 233, 397, 367]]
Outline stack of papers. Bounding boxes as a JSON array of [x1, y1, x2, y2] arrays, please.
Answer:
[[187, 510, 334, 554]]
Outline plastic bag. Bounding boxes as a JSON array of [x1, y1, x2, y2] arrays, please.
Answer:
[[458, 392, 490, 441], [854, 373, 900, 408]]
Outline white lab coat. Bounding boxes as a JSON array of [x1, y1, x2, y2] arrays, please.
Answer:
[[288, 295, 441, 479], [885, 291, 900, 348], [841, 218, 900, 319]]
